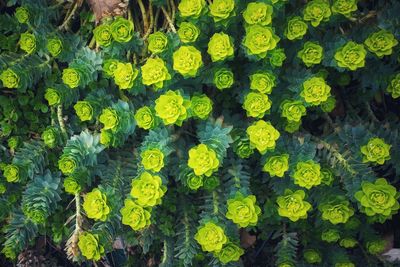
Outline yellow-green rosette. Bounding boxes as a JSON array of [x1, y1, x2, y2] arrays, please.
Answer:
[[103, 59, 119, 77], [93, 24, 113, 47], [243, 92, 271, 118], [186, 173, 204, 190], [188, 144, 220, 177], [41, 127, 58, 148], [209, 0, 235, 23], [0, 68, 19, 89], [74, 101, 93, 121], [120, 198, 152, 230], [19, 32, 36, 54], [78, 232, 104, 261], [63, 176, 81, 195], [0, 183, 6, 194], [225, 192, 261, 227], [318, 197, 354, 224], [130, 172, 166, 207], [366, 239, 387, 255], [194, 222, 228, 252], [249, 71, 276, 94], [62, 68, 81, 88], [215, 242, 244, 264], [207, 32, 234, 62], [364, 30, 398, 58], [44, 88, 61, 106], [141, 148, 165, 172], [82, 188, 110, 221], [99, 108, 119, 131], [354, 178, 399, 217], [47, 37, 63, 57], [246, 120, 280, 154], [191, 94, 213, 119], [148, 31, 168, 54], [304, 249, 322, 264], [335, 263, 355, 267], [243, 25, 280, 58], [269, 48, 286, 67], [173, 46, 203, 77], [15, 7, 29, 24], [100, 129, 112, 146], [285, 16, 308, 40], [276, 189, 312, 222], [4, 164, 20, 183], [177, 22, 200, 43], [297, 41, 324, 67], [301, 77, 331, 106], [321, 229, 341, 243], [280, 100, 306, 122], [58, 155, 77, 175], [141, 58, 171, 89], [339, 238, 357, 248], [155, 90, 188, 125], [360, 137, 391, 165], [243, 2, 273, 26], [303, 0, 332, 27], [387, 73, 400, 99], [320, 168, 334, 185], [213, 68, 234, 90], [332, 0, 358, 17], [262, 154, 289, 178], [178, 0, 206, 18], [320, 96, 336, 112], [110, 16, 134, 43], [292, 160, 322, 189], [134, 106, 155, 130], [334, 41, 367, 71], [113, 62, 139, 90]]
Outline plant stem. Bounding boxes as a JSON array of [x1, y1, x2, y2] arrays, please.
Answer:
[[161, 7, 176, 33], [143, 2, 154, 40], [137, 0, 149, 34], [59, 1, 79, 30], [57, 104, 68, 141]]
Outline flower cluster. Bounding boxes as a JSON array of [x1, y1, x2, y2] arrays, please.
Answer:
[[93, 17, 134, 46], [225, 192, 261, 227]]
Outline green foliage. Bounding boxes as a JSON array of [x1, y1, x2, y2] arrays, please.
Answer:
[[1, 0, 400, 266]]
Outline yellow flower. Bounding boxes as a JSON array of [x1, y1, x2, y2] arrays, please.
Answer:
[[249, 71, 276, 94], [301, 77, 331, 106], [297, 41, 324, 67], [178, 0, 206, 18], [78, 232, 104, 261], [292, 160, 322, 189], [243, 2, 273, 26], [360, 137, 391, 165], [178, 22, 200, 43], [120, 199, 151, 230], [130, 172, 166, 207], [62, 68, 81, 88], [246, 120, 280, 154], [207, 32, 234, 62], [243, 25, 280, 58], [82, 189, 110, 221], [263, 154, 290, 177], [364, 30, 398, 58], [209, 0, 235, 22], [93, 24, 113, 47], [99, 108, 119, 130], [280, 100, 307, 122], [285, 16, 308, 40], [188, 144, 220, 177], [141, 58, 171, 89], [277, 189, 312, 221], [226, 192, 261, 227], [243, 92, 271, 118], [191, 94, 213, 119], [141, 148, 165, 172], [113, 62, 139, 90], [19, 32, 36, 54], [334, 41, 367, 71], [303, 0, 332, 27], [173, 46, 203, 77], [155, 90, 188, 125], [148, 31, 168, 54], [194, 222, 227, 252], [110, 17, 134, 43], [135, 106, 155, 130]]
